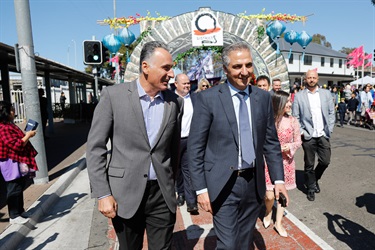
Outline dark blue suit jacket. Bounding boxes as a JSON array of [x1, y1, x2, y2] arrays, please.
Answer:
[[188, 83, 284, 203]]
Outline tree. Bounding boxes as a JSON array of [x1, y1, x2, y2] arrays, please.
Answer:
[[311, 34, 332, 48], [339, 47, 357, 55]]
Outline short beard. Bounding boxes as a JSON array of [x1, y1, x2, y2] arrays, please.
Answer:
[[306, 83, 318, 89]]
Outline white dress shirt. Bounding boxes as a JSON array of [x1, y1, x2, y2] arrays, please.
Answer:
[[179, 93, 193, 138], [307, 87, 325, 138]]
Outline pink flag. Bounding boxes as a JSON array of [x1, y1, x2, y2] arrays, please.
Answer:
[[347, 45, 365, 67], [364, 53, 373, 60]]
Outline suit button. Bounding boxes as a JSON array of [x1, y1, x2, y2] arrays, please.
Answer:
[[144, 174, 148, 178], [230, 166, 234, 170]]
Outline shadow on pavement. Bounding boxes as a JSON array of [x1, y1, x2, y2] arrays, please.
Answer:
[[20, 232, 59, 250], [355, 193, 375, 214], [324, 212, 375, 249]]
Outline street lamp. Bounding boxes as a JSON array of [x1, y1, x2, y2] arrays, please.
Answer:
[[71, 40, 77, 69]]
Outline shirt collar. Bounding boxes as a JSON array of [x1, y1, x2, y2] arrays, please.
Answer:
[[137, 79, 164, 101], [227, 81, 249, 97], [175, 90, 190, 99], [307, 86, 320, 94]]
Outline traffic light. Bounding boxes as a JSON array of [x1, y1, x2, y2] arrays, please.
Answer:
[[102, 45, 110, 64], [373, 49, 375, 61], [83, 40, 102, 65]]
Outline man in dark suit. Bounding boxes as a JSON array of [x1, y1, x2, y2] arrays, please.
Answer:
[[292, 69, 335, 201], [86, 41, 183, 250], [188, 42, 288, 249], [173, 73, 198, 214]]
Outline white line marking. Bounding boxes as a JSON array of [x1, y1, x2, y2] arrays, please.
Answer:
[[285, 209, 334, 250]]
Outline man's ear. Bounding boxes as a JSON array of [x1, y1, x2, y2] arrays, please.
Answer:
[[142, 61, 149, 75], [223, 65, 228, 75]]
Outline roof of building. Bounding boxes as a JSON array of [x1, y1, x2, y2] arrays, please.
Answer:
[[0, 42, 114, 86], [279, 38, 348, 58]]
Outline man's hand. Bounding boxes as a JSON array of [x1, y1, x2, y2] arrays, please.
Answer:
[[274, 184, 290, 207], [98, 195, 118, 218], [197, 192, 212, 214]]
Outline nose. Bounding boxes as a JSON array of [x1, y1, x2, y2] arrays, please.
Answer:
[[240, 65, 249, 76], [168, 68, 174, 78]]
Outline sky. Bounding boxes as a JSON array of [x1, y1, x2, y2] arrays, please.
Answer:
[[1, 0, 374, 71]]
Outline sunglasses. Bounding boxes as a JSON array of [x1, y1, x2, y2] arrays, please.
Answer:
[[202, 85, 208, 87]]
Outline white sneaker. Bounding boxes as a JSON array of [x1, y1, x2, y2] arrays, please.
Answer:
[[9, 216, 29, 225]]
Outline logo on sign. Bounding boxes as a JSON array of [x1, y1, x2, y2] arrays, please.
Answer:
[[192, 12, 223, 47]]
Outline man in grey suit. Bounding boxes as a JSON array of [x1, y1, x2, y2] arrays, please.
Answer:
[[292, 69, 335, 201], [86, 41, 183, 250], [188, 42, 288, 249]]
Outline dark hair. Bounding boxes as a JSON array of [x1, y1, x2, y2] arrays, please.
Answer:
[[293, 86, 300, 92], [222, 42, 251, 67], [0, 101, 13, 124], [272, 90, 290, 127], [256, 75, 270, 85], [139, 41, 169, 72]]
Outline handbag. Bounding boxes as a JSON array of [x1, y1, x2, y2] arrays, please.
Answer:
[[0, 158, 21, 181]]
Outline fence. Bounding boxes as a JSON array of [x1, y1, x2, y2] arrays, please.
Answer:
[[1, 86, 94, 124], [11, 90, 26, 123]]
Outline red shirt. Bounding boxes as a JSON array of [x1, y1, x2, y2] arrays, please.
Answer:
[[0, 123, 38, 171]]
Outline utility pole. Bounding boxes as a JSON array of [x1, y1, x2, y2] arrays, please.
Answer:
[[14, 0, 49, 184], [71, 39, 77, 68]]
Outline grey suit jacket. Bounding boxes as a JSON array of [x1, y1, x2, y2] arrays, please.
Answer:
[[86, 80, 183, 219], [292, 88, 335, 140], [188, 83, 284, 202]]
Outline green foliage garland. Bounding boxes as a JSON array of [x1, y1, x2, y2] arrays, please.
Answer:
[[173, 46, 223, 66]]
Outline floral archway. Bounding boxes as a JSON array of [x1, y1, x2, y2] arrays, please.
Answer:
[[99, 8, 309, 89]]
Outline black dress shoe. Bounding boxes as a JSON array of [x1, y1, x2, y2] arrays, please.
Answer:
[[315, 182, 321, 193], [307, 190, 315, 201], [177, 195, 185, 207], [187, 205, 199, 215]]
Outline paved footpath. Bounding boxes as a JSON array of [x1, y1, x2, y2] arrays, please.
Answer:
[[0, 121, 333, 250]]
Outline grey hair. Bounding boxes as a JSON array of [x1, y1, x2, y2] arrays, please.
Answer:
[[222, 42, 251, 67], [139, 41, 169, 72]]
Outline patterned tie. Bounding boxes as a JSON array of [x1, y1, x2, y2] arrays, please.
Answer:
[[237, 92, 255, 168]]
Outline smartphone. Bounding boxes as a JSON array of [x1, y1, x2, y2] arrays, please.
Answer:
[[25, 119, 39, 131], [278, 193, 287, 207]]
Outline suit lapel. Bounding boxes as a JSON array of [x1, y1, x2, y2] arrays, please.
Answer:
[[303, 89, 312, 117], [128, 80, 150, 146], [151, 90, 173, 150], [249, 86, 258, 149], [219, 84, 239, 146]]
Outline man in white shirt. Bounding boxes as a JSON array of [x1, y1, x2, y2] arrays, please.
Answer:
[[292, 69, 335, 201], [174, 73, 198, 213]]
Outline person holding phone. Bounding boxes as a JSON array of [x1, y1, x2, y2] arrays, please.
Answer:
[[263, 91, 302, 237], [0, 101, 38, 224]]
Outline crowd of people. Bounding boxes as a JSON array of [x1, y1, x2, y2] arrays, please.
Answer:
[[2, 39, 372, 249], [327, 82, 374, 129]]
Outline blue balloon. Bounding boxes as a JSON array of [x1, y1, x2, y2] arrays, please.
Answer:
[[266, 23, 272, 38], [102, 34, 122, 54], [296, 31, 312, 49], [119, 28, 136, 46], [268, 20, 286, 40], [284, 30, 298, 45]]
